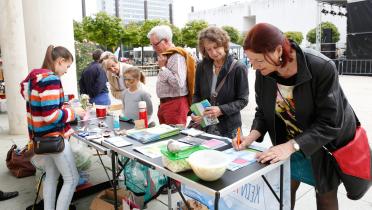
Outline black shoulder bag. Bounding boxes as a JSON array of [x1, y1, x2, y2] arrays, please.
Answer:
[[28, 80, 65, 154]]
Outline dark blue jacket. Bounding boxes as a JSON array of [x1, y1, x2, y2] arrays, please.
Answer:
[[79, 61, 108, 98]]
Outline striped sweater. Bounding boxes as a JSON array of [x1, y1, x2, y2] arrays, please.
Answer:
[[20, 69, 75, 140]]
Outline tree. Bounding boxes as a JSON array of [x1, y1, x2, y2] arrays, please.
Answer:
[[181, 20, 209, 48], [138, 19, 168, 47], [222, 26, 241, 44], [306, 21, 340, 44], [82, 12, 124, 51], [284, 31, 304, 45], [74, 41, 99, 82], [122, 22, 141, 48], [73, 20, 86, 42], [168, 24, 183, 47]]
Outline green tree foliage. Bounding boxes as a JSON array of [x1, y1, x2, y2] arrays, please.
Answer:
[[73, 20, 86, 42], [169, 24, 183, 46], [284, 31, 304, 45], [74, 41, 99, 81], [181, 20, 209, 48], [82, 12, 124, 51], [306, 21, 340, 44], [222, 26, 241, 44], [139, 19, 168, 46], [122, 22, 141, 48]]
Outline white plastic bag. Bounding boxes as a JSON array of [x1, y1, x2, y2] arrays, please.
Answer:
[[70, 137, 93, 171]]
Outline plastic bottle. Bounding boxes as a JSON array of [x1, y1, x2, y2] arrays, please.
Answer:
[[113, 114, 120, 130], [138, 101, 148, 128]]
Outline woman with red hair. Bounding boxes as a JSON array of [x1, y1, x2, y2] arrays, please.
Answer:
[[232, 23, 357, 210]]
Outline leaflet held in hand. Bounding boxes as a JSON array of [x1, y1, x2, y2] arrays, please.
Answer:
[[190, 99, 219, 128]]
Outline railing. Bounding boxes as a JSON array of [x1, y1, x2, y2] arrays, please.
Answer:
[[333, 59, 372, 75], [137, 64, 159, 77]]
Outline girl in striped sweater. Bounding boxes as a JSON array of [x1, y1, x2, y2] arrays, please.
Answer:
[[20, 45, 85, 210]]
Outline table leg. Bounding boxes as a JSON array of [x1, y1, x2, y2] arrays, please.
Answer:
[[167, 178, 172, 210], [111, 151, 119, 210], [214, 191, 220, 210], [174, 182, 191, 210], [279, 164, 284, 210]]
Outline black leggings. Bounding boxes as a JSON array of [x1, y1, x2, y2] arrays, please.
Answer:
[[291, 180, 338, 210]]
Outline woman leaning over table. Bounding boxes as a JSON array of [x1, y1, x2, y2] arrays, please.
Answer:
[[191, 26, 249, 139], [232, 23, 357, 210], [101, 53, 132, 100], [20, 45, 86, 210]]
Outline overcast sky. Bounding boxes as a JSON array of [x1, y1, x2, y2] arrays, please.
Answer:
[[73, 0, 236, 27]]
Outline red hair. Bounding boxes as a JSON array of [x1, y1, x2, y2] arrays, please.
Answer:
[[243, 23, 293, 67]]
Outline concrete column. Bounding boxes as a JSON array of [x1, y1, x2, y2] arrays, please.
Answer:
[[0, 0, 29, 134], [22, 0, 78, 96]]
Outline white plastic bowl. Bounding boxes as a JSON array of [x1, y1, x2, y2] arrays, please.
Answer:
[[187, 150, 231, 181]]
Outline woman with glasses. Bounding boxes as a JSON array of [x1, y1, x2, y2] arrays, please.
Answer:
[[233, 23, 357, 210]]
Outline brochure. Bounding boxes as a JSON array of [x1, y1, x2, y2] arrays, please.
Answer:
[[180, 128, 204, 137], [134, 140, 171, 158], [126, 124, 180, 143], [104, 136, 133, 147], [201, 139, 228, 150], [223, 147, 263, 171], [190, 99, 219, 128]]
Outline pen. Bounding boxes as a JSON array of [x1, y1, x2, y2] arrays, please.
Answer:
[[237, 127, 241, 147]]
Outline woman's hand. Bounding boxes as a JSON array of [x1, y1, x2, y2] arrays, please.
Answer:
[[203, 106, 222, 118], [232, 130, 261, 151], [190, 114, 202, 124], [256, 141, 296, 164], [232, 135, 255, 150]]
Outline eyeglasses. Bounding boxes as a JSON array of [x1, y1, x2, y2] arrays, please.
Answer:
[[151, 39, 164, 47], [124, 77, 135, 82]]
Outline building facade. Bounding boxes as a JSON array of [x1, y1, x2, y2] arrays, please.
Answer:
[[97, 0, 173, 24], [188, 0, 347, 46]]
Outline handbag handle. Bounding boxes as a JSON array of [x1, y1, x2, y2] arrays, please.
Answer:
[[211, 59, 237, 104]]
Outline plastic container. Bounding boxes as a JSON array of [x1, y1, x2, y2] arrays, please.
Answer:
[[113, 114, 120, 130], [138, 101, 148, 128], [187, 150, 231, 181], [161, 145, 205, 173]]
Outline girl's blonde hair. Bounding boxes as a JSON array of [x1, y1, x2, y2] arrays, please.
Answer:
[[123, 67, 145, 84]]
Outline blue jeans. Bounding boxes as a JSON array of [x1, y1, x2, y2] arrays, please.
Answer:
[[90, 92, 111, 105], [39, 140, 79, 210]]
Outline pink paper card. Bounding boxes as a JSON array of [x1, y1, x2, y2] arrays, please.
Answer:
[[202, 139, 224, 148], [233, 158, 248, 164]]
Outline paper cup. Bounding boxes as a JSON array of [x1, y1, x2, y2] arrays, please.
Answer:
[[96, 105, 107, 118]]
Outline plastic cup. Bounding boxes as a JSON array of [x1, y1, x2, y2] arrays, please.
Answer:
[[96, 105, 107, 118]]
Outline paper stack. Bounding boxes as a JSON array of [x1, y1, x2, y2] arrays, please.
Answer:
[[126, 124, 180, 143]]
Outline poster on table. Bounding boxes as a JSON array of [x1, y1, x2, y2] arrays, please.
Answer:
[[182, 161, 291, 210]]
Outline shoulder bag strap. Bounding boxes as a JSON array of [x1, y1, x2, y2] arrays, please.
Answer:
[[213, 59, 238, 98]]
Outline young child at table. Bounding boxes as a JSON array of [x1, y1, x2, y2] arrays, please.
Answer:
[[121, 67, 153, 124]]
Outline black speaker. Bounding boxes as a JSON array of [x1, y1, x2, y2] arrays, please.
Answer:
[[322, 28, 333, 43], [321, 43, 336, 59]]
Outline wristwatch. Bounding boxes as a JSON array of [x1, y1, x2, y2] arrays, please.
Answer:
[[290, 139, 300, 152]]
